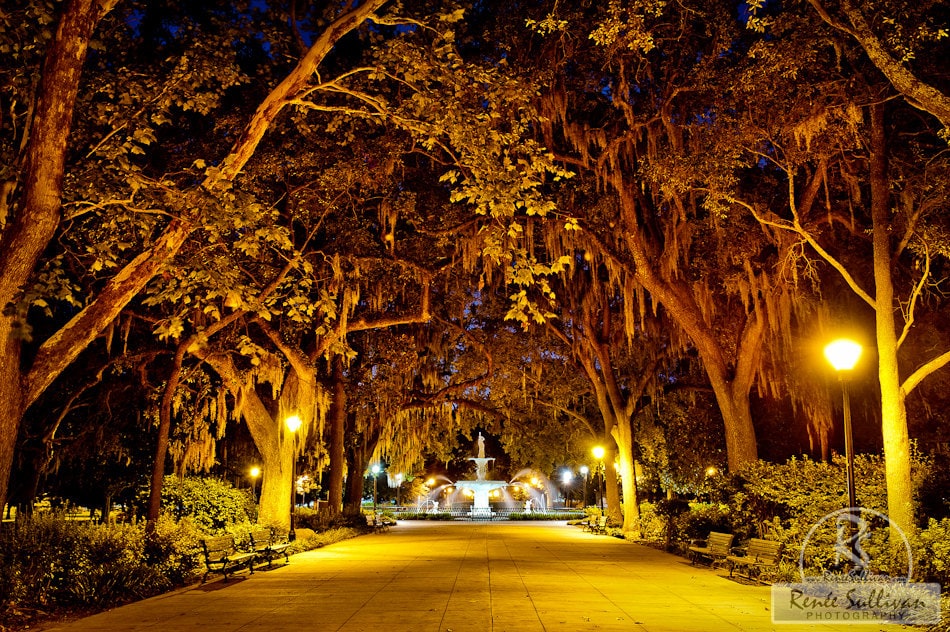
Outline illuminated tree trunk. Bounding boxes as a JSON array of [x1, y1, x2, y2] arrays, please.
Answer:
[[147, 341, 188, 528], [343, 416, 382, 513], [604, 444, 622, 524], [199, 353, 302, 530], [569, 306, 645, 535], [611, 418, 641, 535], [344, 441, 366, 514], [869, 104, 914, 541]]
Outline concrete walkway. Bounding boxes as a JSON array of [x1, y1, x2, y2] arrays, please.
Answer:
[[42, 521, 908, 632]]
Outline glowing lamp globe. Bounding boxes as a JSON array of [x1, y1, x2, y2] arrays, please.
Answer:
[[824, 339, 862, 372]]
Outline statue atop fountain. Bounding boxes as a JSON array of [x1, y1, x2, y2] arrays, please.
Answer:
[[470, 432, 494, 480]]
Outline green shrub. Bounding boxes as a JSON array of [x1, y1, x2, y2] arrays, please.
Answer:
[[158, 475, 255, 533], [293, 506, 366, 531], [915, 518, 950, 585], [0, 514, 203, 630], [637, 502, 666, 541], [144, 514, 204, 587], [675, 502, 732, 541]]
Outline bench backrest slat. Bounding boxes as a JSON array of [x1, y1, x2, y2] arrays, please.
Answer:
[[706, 532, 734, 554], [202, 535, 238, 561], [746, 538, 783, 561], [249, 528, 272, 544]]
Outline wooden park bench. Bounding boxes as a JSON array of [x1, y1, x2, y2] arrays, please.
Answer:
[[365, 512, 388, 532], [584, 515, 607, 534], [688, 531, 734, 568], [201, 535, 257, 583], [727, 538, 784, 583], [249, 527, 291, 568]]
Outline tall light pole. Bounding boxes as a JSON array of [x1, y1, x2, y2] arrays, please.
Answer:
[[249, 466, 261, 502], [592, 446, 605, 513], [561, 469, 573, 507], [285, 414, 302, 541], [579, 465, 589, 507], [371, 463, 381, 515], [824, 339, 862, 510]]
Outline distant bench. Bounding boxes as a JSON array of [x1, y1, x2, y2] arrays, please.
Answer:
[[201, 535, 256, 583], [365, 512, 389, 532], [688, 531, 734, 568], [727, 538, 784, 583], [584, 515, 607, 534], [249, 527, 291, 567]]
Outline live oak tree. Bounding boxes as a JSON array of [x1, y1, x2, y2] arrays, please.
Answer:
[[484, 0, 812, 475], [534, 256, 678, 533], [0, 0, 388, 512]]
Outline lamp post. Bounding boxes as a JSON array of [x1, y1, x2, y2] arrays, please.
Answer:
[[592, 446, 605, 513], [579, 465, 589, 508], [285, 414, 302, 541], [371, 463, 381, 515], [561, 469, 573, 507], [249, 466, 261, 502], [824, 339, 862, 510]]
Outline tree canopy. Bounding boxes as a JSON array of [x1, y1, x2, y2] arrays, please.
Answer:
[[2, 0, 948, 539]]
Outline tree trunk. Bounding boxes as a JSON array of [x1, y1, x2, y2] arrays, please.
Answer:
[[869, 103, 915, 543], [199, 353, 294, 529], [146, 342, 188, 528], [0, 0, 109, 512], [712, 379, 760, 471], [603, 444, 622, 524], [326, 356, 346, 514], [611, 419, 641, 535], [102, 492, 112, 524], [616, 184, 761, 472], [344, 441, 367, 513], [343, 417, 382, 513]]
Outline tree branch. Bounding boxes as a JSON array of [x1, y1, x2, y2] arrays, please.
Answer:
[[810, 0, 950, 128], [902, 349, 950, 395]]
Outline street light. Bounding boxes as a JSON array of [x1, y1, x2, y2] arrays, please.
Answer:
[[561, 470, 573, 506], [371, 463, 382, 515], [824, 338, 862, 510], [249, 466, 261, 502], [592, 446, 605, 513], [285, 414, 302, 541], [579, 466, 589, 508]]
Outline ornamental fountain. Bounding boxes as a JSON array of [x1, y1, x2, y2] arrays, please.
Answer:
[[453, 433, 515, 518]]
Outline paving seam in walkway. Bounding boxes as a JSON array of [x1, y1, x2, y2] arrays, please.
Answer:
[[492, 528, 544, 631]]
